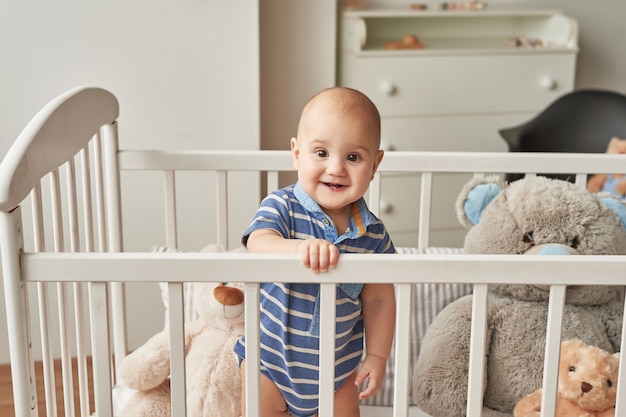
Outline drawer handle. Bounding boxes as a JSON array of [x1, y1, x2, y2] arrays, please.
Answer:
[[379, 199, 392, 214], [379, 80, 397, 95], [540, 77, 557, 90]]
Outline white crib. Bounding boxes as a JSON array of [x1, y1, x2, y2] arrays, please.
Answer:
[[2, 87, 626, 417]]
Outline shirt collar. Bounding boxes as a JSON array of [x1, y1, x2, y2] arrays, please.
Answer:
[[294, 182, 377, 238]]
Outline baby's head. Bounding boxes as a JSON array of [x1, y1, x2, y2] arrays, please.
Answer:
[[291, 87, 384, 212], [296, 86, 381, 149]]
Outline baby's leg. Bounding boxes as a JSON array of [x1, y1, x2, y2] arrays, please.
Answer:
[[329, 370, 360, 417], [240, 359, 290, 417]]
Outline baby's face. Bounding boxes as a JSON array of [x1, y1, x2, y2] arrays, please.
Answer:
[[291, 99, 383, 216]]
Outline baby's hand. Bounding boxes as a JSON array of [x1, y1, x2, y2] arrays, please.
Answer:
[[296, 239, 339, 273], [355, 354, 387, 400]]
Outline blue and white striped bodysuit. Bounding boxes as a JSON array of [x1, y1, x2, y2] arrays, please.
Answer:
[[601, 174, 626, 199], [233, 182, 395, 417]]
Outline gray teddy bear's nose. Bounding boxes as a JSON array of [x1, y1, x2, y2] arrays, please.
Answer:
[[536, 245, 573, 255], [525, 243, 579, 256]]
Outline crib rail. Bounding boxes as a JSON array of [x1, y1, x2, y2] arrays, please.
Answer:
[[2, 86, 626, 417], [12, 251, 626, 417]]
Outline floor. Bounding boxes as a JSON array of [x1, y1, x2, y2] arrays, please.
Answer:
[[0, 357, 94, 417]]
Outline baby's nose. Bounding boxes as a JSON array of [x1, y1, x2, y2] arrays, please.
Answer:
[[327, 158, 346, 175]]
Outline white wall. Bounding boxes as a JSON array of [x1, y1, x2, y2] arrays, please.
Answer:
[[0, 1, 259, 364]]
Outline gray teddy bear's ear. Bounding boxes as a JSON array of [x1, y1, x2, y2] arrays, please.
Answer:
[[456, 175, 505, 228]]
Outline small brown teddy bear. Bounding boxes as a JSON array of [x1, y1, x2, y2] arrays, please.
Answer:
[[514, 339, 619, 417], [587, 137, 626, 198]]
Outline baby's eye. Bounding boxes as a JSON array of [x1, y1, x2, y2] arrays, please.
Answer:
[[569, 365, 576, 372], [315, 149, 328, 158], [347, 153, 360, 162], [607, 379, 613, 387]]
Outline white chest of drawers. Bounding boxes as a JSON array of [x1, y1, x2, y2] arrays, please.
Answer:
[[338, 6, 579, 246]]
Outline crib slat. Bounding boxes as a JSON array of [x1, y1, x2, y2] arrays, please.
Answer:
[[65, 158, 79, 252], [574, 173, 587, 186], [50, 168, 77, 417], [92, 132, 108, 253], [216, 170, 229, 248], [36, 283, 57, 417], [267, 170, 279, 194], [102, 122, 127, 378], [73, 282, 90, 417], [66, 157, 91, 417], [168, 282, 187, 417], [418, 173, 432, 249], [103, 123, 122, 253], [392, 283, 412, 417], [466, 283, 488, 417], [57, 274, 75, 416], [80, 147, 95, 253], [163, 170, 178, 248], [90, 282, 114, 417], [540, 285, 566, 417], [31, 184, 59, 417], [319, 282, 336, 416], [244, 283, 261, 416]]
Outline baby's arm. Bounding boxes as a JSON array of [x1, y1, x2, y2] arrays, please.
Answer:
[[587, 173, 608, 193], [246, 229, 340, 273], [355, 283, 396, 399]]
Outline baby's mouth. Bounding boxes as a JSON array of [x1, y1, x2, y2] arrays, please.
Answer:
[[323, 182, 345, 190]]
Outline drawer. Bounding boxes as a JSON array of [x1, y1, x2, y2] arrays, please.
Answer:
[[340, 52, 576, 117], [380, 113, 531, 152]]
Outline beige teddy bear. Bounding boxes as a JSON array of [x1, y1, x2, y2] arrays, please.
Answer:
[[117, 280, 245, 417], [514, 339, 619, 417], [587, 137, 626, 197]]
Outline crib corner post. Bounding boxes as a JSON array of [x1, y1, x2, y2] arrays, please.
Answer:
[[0, 208, 38, 417]]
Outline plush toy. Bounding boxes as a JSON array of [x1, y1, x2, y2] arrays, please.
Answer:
[[117, 279, 245, 417], [412, 175, 626, 417], [514, 339, 619, 417], [587, 137, 626, 198]]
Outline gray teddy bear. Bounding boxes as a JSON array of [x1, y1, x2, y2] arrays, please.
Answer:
[[412, 175, 626, 417]]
